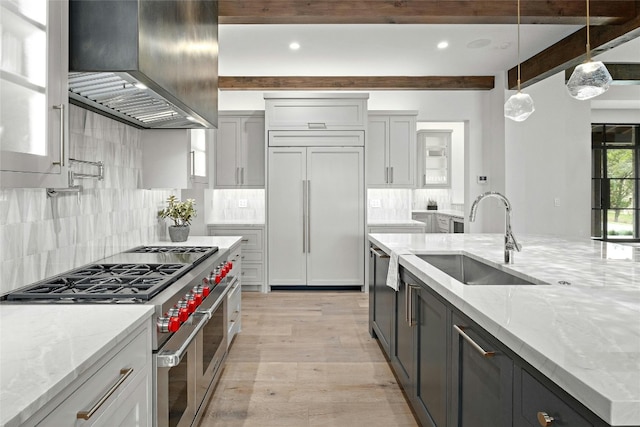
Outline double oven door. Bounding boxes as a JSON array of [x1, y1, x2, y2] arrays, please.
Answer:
[[155, 295, 227, 427]]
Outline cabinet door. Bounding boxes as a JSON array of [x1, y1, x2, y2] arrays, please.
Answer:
[[189, 129, 209, 186], [366, 116, 389, 186], [1, 0, 69, 187], [215, 118, 241, 187], [306, 146, 364, 286], [415, 288, 449, 427], [388, 116, 415, 187], [240, 116, 265, 187], [267, 147, 307, 285], [392, 279, 416, 392], [418, 130, 452, 189], [450, 313, 513, 427]]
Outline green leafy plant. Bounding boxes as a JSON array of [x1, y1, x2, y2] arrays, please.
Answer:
[[159, 195, 196, 227]]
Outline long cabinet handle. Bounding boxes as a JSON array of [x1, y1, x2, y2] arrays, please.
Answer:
[[76, 368, 134, 419], [405, 284, 420, 326], [390, 166, 394, 184], [302, 180, 307, 253], [385, 167, 389, 184], [369, 247, 390, 258], [190, 151, 195, 177], [453, 324, 495, 358], [307, 180, 311, 253], [52, 104, 65, 166], [241, 167, 244, 184]]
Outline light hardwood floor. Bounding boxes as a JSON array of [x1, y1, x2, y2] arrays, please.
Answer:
[[198, 291, 418, 427]]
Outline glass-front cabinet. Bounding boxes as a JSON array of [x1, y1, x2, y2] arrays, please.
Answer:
[[1, 0, 69, 187], [417, 129, 451, 188]]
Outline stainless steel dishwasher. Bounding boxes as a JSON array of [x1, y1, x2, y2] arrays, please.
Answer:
[[369, 244, 393, 357]]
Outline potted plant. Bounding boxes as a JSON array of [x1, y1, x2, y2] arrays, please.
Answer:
[[159, 195, 196, 242]]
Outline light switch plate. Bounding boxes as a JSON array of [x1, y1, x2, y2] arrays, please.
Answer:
[[370, 199, 381, 208], [238, 199, 248, 208]]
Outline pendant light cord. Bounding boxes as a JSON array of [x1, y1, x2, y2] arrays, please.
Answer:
[[516, 0, 521, 92]]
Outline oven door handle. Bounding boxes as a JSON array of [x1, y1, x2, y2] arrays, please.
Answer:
[[156, 313, 208, 368]]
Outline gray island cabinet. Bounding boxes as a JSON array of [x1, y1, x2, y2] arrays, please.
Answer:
[[367, 234, 637, 427]]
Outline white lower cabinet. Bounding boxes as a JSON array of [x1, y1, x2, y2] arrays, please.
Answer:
[[34, 321, 152, 427], [208, 225, 265, 291], [268, 146, 364, 287], [226, 241, 242, 347]]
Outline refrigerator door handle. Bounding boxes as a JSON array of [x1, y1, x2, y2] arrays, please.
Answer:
[[307, 180, 311, 253], [302, 180, 307, 253]]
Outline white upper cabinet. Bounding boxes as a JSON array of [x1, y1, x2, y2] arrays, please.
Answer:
[[1, 0, 69, 188], [141, 128, 210, 189], [367, 111, 417, 188], [417, 129, 452, 188], [214, 111, 265, 188], [265, 94, 368, 131]]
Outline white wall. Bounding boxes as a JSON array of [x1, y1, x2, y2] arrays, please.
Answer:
[[505, 72, 591, 238]]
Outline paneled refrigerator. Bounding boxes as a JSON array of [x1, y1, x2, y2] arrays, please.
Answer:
[[268, 145, 364, 288]]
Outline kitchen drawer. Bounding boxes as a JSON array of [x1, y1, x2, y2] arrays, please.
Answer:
[[227, 280, 241, 318], [209, 227, 263, 251], [265, 98, 367, 130], [515, 369, 592, 427], [38, 326, 150, 426], [436, 215, 450, 233], [241, 262, 264, 284], [241, 251, 263, 263]]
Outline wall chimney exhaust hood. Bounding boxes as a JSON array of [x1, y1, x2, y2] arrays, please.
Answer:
[[69, 0, 218, 129]]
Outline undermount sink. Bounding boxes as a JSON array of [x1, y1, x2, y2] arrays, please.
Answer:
[[416, 254, 539, 286]]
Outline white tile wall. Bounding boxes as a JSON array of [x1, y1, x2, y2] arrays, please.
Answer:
[[0, 106, 175, 295], [209, 189, 265, 223], [367, 189, 412, 221]]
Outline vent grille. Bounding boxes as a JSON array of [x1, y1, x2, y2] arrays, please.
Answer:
[[69, 72, 206, 128]]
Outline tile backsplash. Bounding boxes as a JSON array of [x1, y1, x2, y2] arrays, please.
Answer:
[[0, 106, 175, 295], [209, 189, 265, 223]]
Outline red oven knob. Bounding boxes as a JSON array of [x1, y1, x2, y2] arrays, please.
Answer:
[[192, 289, 203, 306], [214, 269, 222, 284], [157, 316, 180, 333], [185, 294, 197, 313], [202, 285, 211, 297], [175, 302, 190, 321]]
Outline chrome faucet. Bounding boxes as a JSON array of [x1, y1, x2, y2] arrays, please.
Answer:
[[469, 192, 522, 264]]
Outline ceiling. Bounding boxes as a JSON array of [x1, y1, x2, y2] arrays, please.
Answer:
[[219, 24, 583, 76], [217, 1, 640, 91]]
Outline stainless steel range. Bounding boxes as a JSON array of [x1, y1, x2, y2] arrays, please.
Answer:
[[3, 244, 235, 427]]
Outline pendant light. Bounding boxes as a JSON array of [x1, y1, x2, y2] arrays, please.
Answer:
[[504, 0, 535, 122], [566, 0, 612, 100]]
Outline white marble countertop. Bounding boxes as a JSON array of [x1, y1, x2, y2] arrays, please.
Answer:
[[207, 221, 265, 226], [369, 233, 640, 426], [412, 209, 465, 218], [153, 235, 243, 249], [368, 219, 427, 226], [0, 305, 153, 427]]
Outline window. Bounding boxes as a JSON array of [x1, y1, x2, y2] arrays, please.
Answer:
[[591, 124, 639, 241]]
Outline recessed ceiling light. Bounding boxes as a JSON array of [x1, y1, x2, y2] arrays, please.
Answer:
[[289, 42, 300, 50], [437, 41, 449, 50], [467, 39, 492, 49]]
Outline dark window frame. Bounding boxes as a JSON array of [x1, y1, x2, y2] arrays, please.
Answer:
[[591, 124, 639, 242]]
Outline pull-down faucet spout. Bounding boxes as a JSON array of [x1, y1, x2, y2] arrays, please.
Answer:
[[469, 192, 522, 264]]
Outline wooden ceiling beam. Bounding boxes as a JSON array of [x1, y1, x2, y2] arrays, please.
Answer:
[[219, 1, 636, 25], [219, 76, 495, 91], [565, 63, 640, 84], [508, 1, 640, 90]]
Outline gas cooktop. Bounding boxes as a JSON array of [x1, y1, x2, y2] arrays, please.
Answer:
[[4, 245, 219, 303]]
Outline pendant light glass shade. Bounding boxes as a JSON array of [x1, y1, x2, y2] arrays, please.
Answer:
[[505, 92, 535, 121], [504, 0, 534, 122], [566, 61, 612, 100], [566, 0, 612, 100]]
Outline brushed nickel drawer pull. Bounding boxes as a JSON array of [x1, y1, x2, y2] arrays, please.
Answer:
[[453, 325, 495, 358], [369, 247, 390, 258], [52, 104, 65, 166], [77, 368, 134, 419]]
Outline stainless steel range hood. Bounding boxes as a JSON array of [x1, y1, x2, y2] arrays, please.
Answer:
[[69, 0, 218, 129]]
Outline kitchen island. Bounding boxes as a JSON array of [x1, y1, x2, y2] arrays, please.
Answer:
[[369, 233, 640, 426]]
